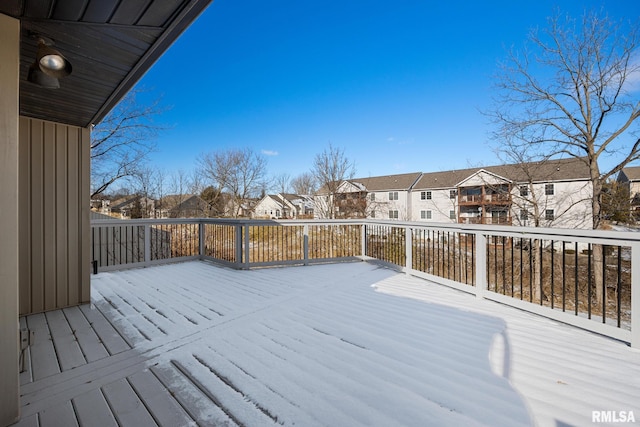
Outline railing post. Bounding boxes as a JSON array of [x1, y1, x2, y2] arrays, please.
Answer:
[[303, 224, 309, 266], [631, 242, 640, 348], [361, 223, 367, 258], [234, 224, 243, 269], [405, 226, 412, 274], [198, 221, 205, 260], [475, 231, 486, 299], [244, 223, 250, 269], [144, 223, 151, 267]]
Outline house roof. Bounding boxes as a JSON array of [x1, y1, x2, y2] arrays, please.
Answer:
[[170, 195, 211, 212], [281, 193, 308, 202], [413, 157, 591, 190], [109, 195, 141, 210], [89, 211, 115, 221], [349, 172, 423, 192], [620, 166, 640, 181], [1, 0, 212, 128]]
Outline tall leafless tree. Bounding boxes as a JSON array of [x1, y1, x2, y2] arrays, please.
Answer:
[[272, 173, 292, 218], [90, 89, 166, 198], [198, 148, 268, 218], [489, 9, 640, 303], [311, 144, 356, 219], [489, 9, 640, 229], [291, 172, 317, 195]]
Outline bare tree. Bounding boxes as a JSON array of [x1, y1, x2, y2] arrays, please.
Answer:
[[489, 10, 640, 230], [291, 172, 317, 195], [311, 144, 356, 219], [489, 9, 640, 303], [91, 89, 166, 197], [198, 148, 268, 218], [168, 170, 193, 218], [130, 166, 162, 218], [272, 173, 292, 218]]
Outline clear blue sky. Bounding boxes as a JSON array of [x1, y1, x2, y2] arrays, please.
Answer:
[[136, 0, 637, 181]]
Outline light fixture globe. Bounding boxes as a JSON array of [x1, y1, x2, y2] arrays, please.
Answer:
[[36, 42, 72, 78], [40, 54, 66, 71]]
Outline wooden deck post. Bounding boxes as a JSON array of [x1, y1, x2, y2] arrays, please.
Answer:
[[475, 232, 487, 299]]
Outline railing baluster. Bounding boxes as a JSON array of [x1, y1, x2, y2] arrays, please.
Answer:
[[575, 242, 579, 316], [551, 240, 555, 309], [617, 246, 622, 328], [603, 244, 607, 324], [588, 243, 592, 319]]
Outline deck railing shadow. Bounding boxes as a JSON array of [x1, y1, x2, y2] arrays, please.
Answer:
[[90, 218, 640, 347]]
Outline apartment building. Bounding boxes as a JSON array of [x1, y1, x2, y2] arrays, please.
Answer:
[[315, 172, 422, 219], [319, 157, 593, 229]]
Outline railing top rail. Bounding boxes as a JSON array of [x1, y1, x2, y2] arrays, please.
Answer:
[[361, 219, 640, 243], [89, 217, 640, 244]]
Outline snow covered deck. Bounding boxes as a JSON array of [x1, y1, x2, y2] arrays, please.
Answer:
[[15, 261, 640, 426]]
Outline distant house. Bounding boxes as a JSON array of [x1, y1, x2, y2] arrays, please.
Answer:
[[253, 194, 312, 219], [110, 196, 155, 219], [314, 173, 422, 220], [617, 166, 640, 218], [158, 194, 214, 218], [286, 194, 314, 218]]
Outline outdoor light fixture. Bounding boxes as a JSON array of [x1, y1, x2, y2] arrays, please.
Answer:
[[27, 36, 72, 88], [27, 62, 60, 89]]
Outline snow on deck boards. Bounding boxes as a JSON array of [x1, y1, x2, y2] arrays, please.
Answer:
[[14, 261, 640, 427]]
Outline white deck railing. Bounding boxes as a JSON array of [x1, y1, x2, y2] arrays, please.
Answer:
[[91, 218, 640, 347]]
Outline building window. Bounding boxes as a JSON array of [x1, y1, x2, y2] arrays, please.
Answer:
[[389, 191, 398, 200], [370, 211, 375, 218], [426, 191, 432, 200], [427, 210, 432, 219], [545, 184, 554, 195], [545, 209, 555, 220], [370, 193, 376, 201], [449, 210, 456, 220], [420, 210, 426, 219], [520, 209, 529, 221], [388, 210, 399, 219], [519, 186, 528, 197], [450, 189, 457, 199], [420, 191, 426, 200]]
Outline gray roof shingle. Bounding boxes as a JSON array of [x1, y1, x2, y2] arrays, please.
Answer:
[[413, 157, 590, 190]]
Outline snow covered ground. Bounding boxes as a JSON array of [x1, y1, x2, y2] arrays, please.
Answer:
[[16, 260, 640, 426]]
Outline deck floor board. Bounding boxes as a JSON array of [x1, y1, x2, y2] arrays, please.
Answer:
[[38, 400, 77, 427], [26, 313, 60, 381], [72, 388, 118, 427], [102, 378, 158, 427], [45, 310, 87, 371], [127, 369, 195, 427], [78, 303, 131, 355], [62, 306, 110, 363]]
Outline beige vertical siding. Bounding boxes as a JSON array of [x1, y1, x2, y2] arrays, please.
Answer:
[[19, 117, 91, 316], [0, 13, 20, 426]]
